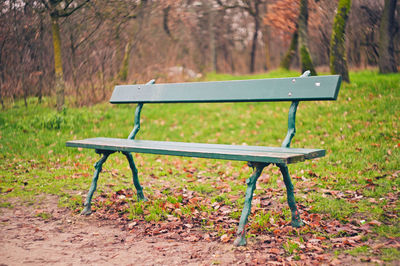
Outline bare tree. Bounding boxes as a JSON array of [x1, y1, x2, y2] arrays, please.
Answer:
[[217, 0, 265, 73], [39, 0, 89, 111], [378, 0, 398, 73], [330, 0, 352, 82], [1, 0, 398, 107], [263, 0, 299, 70], [298, 0, 316, 75], [281, 26, 298, 70]]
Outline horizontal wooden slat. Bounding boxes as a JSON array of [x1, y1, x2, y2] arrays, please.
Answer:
[[110, 75, 341, 104], [66, 138, 325, 164]]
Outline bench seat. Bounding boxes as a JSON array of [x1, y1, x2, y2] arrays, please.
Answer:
[[66, 137, 325, 164]]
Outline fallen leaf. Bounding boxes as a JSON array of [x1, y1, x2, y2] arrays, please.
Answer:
[[372, 243, 385, 250], [269, 248, 280, 254], [368, 220, 382, 226], [220, 234, 230, 243]]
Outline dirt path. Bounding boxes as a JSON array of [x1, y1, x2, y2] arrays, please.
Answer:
[[0, 196, 262, 266], [3, 196, 393, 265]]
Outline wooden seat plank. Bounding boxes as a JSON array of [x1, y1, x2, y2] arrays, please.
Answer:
[[67, 137, 325, 164]]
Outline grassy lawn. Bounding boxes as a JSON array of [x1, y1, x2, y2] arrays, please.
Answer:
[[0, 69, 399, 262]]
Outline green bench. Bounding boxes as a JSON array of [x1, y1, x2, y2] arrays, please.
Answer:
[[66, 71, 341, 246]]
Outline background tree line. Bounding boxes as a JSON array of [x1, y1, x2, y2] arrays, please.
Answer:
[[0, 0, 398, 109]]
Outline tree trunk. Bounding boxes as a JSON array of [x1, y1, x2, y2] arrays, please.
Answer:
[[69, 31, 80, 101], [37, 14, 44, 104], [23, 81, 28, 108], [51, 15, 65, 111], [0, 93, 3, 110], [37, 72, 43, 104], [100, 60, 106, 100], [262, 25, 271, 71], [118, 42, 131, 81], [209, 7, 217, 72], [378, 0, 398, 74], [0, 49, 4, 110], [281, 26, 298, 70], [298, 0, 317, 76], [330, 0, 351, 82], [249, 2, 260, 73]]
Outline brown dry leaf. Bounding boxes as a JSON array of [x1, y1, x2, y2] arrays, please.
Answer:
[[268, 248, 280, 255], [272, 228, 281, 235], [315, 254, 328, 261], [308, 238, 321, 244], [203, 233, 211, 241], [188, 197, 202, 205], [164, 202, 175, 210], [330, 258, 341, 265], [220, 234, 230, 243], [372, 243, 385, 250], [331, 235, 362, 245], [368, 220, 382, 226], [306, 243, 324, 253], [152, 229, 161, 235], [184, 235, 200, 242]]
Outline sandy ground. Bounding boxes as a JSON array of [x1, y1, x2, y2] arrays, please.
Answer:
[[0, 197, 245, 266], [3, 196, 392, 265]]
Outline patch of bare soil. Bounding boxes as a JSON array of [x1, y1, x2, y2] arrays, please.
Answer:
[[2, 196, 396, 265], [0, 196, 248, 266]]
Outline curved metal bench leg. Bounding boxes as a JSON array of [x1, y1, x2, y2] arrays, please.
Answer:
[[277, 163, 304, 228], [122, 151, 147, 201], [81, 150, 114, 215], [234, 163, 267, 246]]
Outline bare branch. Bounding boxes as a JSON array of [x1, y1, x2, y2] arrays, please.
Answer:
[[39, 0, 50, 10], [64, 0, 74, 11], [216, 0, 246, 10], [75, 20, 102, 49], [58, 0, 90, 17]]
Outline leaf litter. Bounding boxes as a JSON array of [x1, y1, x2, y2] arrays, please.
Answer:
[[81, 179, 399, 265]]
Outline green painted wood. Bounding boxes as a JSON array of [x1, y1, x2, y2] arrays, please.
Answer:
[[110, 75, 341, 104], [128, 79, 155, 140], [66, 138, 325, 164]]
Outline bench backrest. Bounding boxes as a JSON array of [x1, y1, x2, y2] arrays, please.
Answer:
[[113, 72, 342, 149], [110, 75, 341, 104]]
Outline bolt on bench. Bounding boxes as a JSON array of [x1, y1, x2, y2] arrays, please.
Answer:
[[66, 71, 341, 246]]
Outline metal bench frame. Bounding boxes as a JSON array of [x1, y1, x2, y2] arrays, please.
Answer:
[[66, 71, 341, 246]]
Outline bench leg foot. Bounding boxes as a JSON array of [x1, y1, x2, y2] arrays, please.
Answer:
[[234, 164, 266, 246], [277, 163, 304, 228], [81, 151, 113, 215], [122, 151, 147, 202]]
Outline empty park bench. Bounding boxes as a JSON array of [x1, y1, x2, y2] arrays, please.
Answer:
[[66, 71, 341, 246]]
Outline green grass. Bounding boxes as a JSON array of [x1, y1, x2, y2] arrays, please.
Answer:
[[283, 239, 301, 255], [345, 245, 400, 262], [346, 245, 370, 256], [0, 69, 399, 261], [35, 211, 52, 220], [381, 248, 400, 262]]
